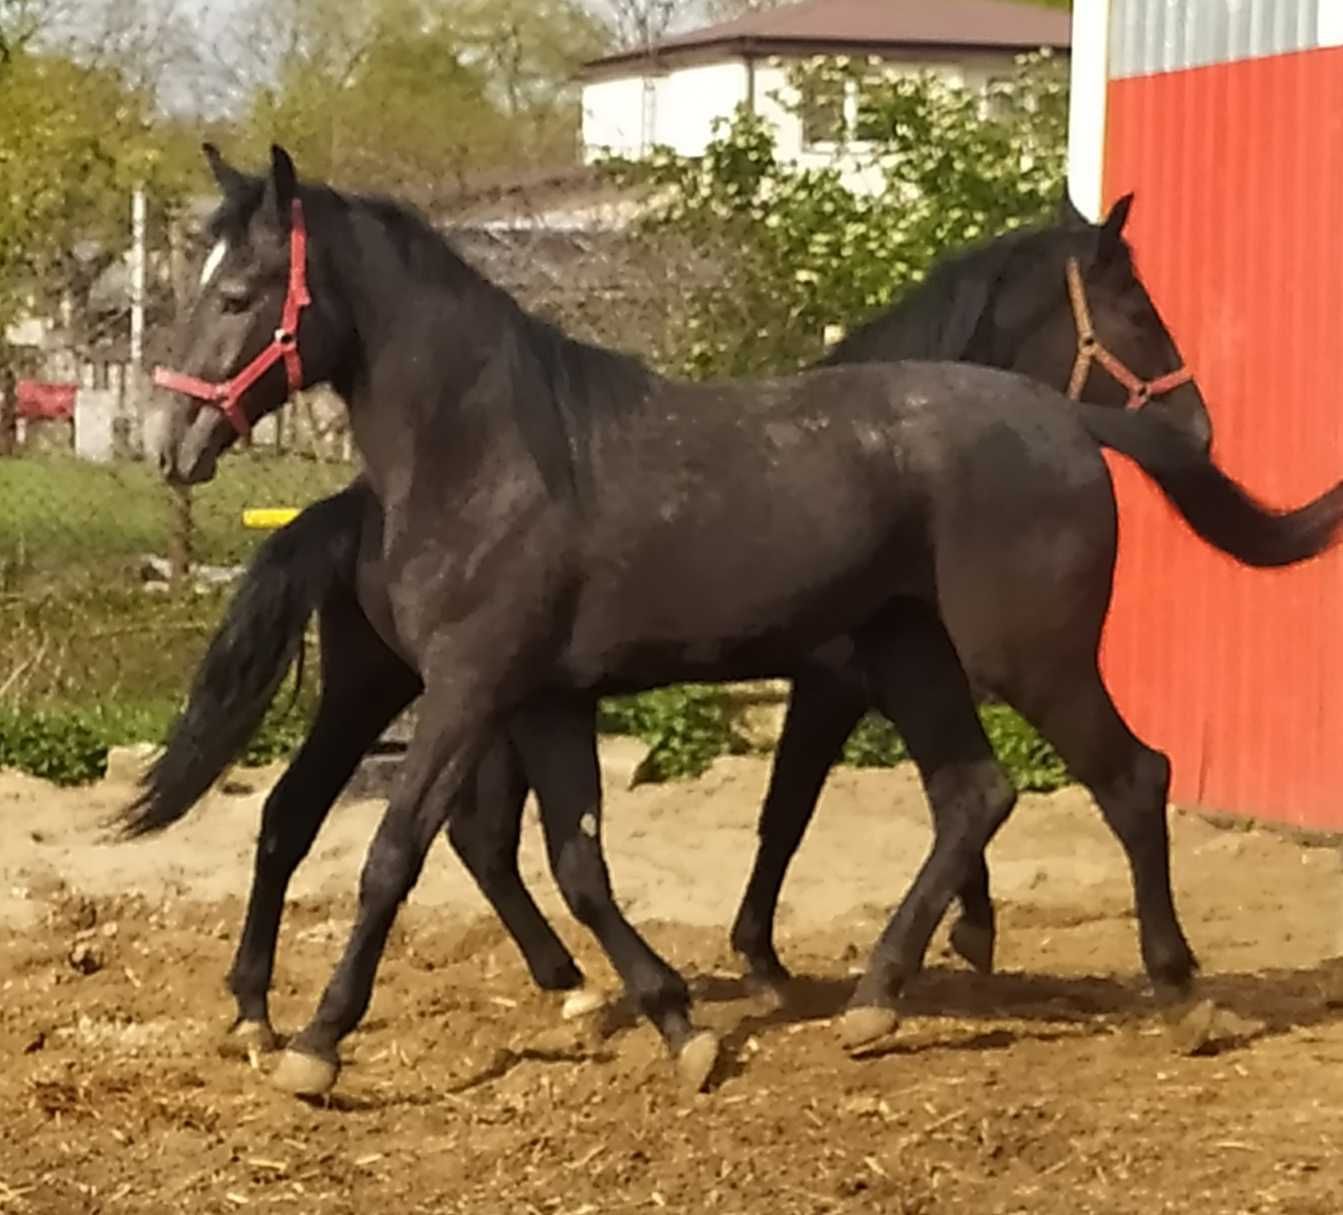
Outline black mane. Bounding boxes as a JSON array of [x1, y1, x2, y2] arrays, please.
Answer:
[[820, 222, 1080, 367], [217, 176, 656, 503], [345, 189, 657, 502]]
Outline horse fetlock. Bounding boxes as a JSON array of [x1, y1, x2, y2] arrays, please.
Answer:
[[1146, 939, 1199, 997]]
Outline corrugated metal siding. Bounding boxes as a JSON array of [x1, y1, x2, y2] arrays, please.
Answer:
[[1100, 45, 1343, 828], [1110, 0, 1326, 77]]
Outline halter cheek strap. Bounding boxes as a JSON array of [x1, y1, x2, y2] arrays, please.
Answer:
[[152, 199, 312, 438], [1064, 257, 1193, 409]]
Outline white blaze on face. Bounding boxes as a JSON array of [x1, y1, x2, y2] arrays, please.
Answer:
[[199, 239, 227, 287]]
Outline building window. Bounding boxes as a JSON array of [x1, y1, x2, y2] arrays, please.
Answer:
[[801, 74, 895, 147], [800, 78, 848, 146]]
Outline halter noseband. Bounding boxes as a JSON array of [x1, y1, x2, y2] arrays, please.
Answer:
[[152, 199, 312, 438], [1064, 256, 1192, 409]]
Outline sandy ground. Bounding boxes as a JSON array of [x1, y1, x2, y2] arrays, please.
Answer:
[[3, 750, 1343, 1214]]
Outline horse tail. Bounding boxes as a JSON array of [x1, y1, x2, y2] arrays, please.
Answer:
[[1078, 405, 1343, 568], [117, 482, 369, 837]]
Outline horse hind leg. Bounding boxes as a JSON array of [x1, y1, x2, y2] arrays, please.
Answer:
[[730, 662, 999, 996], [728, 666, 867, 993], [1008, 661, 1198, 1001], [840, 606, 1018, 1049], [512, 695, 720, 1092], [446, 729, 588, 1005]]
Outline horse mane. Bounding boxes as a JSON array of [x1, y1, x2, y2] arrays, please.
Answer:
[[365, 192, 658, 496], [212, 177, 655, 503], [819, 222, 1074, 367]]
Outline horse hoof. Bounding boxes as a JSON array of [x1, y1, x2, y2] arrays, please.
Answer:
[[676, 1030, 719, 1093], [949, 919, 995, 975], [838, 1005, 900, 1052], [1164, 996, 1218, 1055], [561, 985, 606, 1021], [1164, 997, 1261, 1057], [272, 1048, 339, 1097], [744, 975, 789, 1011], [223, 1019, 279, 1061]]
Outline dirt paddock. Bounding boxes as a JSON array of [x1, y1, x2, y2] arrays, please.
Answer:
[[3, 752, 1343, 1214]]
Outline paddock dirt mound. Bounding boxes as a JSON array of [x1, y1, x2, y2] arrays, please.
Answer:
[[3, 754, 1343, 1214]]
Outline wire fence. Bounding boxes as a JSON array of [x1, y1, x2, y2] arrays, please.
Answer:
[[0, 181, 711, 721]]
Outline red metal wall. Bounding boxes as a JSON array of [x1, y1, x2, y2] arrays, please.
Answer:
[[1100, 47, 1343, 828]]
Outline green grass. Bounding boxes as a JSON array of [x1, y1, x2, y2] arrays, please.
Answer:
[[1, 449, 349, 717], [0, 449, 356, 581]]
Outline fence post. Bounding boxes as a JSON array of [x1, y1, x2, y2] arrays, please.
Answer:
[[0, 358, 14, 457], [168, 485, 193, 582]]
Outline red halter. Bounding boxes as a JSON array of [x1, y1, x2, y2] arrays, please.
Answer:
[[1064, 256, 1192, 409], [153, 198, 312, 438]]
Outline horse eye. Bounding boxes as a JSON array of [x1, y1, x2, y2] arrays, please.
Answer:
[[218, 283, 252, 314]]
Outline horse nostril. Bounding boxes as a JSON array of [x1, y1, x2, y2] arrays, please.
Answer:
[[157, 448, 173, 476]]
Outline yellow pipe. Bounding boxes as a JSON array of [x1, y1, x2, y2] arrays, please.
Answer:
[[242, 507, 301, 530]]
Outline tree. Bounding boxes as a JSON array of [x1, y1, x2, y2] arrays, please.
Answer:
[[599, 0, 677, 50], [605, 51, 1069, 378], [697, 0, 786, 22], [230, 0, 607, 204]]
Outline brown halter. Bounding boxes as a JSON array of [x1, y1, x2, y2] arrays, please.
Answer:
[[1064, 257, 1193, 408]]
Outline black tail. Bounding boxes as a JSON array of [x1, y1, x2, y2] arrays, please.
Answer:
[[117, 482, 371, 838], [1078, 405, 1343, 568]]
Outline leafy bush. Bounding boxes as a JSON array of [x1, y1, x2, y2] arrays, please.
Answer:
[[841, 704, 1070, 793], [0, 691, 316, 787], [0, 706, 111, 786], [604, 51, 1068, 378], [597, 685, 747, 781]]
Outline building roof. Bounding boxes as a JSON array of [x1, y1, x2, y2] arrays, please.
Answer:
[[583, 0, 1071, 75]]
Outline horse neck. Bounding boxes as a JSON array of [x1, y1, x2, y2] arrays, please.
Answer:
[[326, 218, 588, 517], [323, 228, 513, 504]]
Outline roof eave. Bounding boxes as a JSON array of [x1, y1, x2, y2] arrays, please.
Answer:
[[579, 35, 1069, 80]]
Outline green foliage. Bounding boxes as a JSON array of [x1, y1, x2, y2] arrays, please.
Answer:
[[0, 46, 197, 333], [842, 704, 1070, 793], [236, 0, 608, 202], [241, 693, 319, 767], [0, 688, 317, 787], [595, 683, 1069, 792], [598, 685, 747, 781], [0, 705, 112, 786], [605, 51, 1068, 378], [841, 712, 910, 768]]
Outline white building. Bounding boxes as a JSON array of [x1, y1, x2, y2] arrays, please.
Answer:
[[580, 0, 1071, 189]]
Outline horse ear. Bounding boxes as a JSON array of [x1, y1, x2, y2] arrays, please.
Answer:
[[1097, 192, 1134, 260], [202, 142, 247, 196], [1056, 188, 1090, 227], [265, 144, 298, 221]]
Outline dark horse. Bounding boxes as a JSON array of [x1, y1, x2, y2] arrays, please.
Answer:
[[137, 144, 1343, 1098], [129, 168, 1215, 1061]]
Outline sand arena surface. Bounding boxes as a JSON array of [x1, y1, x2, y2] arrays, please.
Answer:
[[3, 753, 1343, 1213]]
